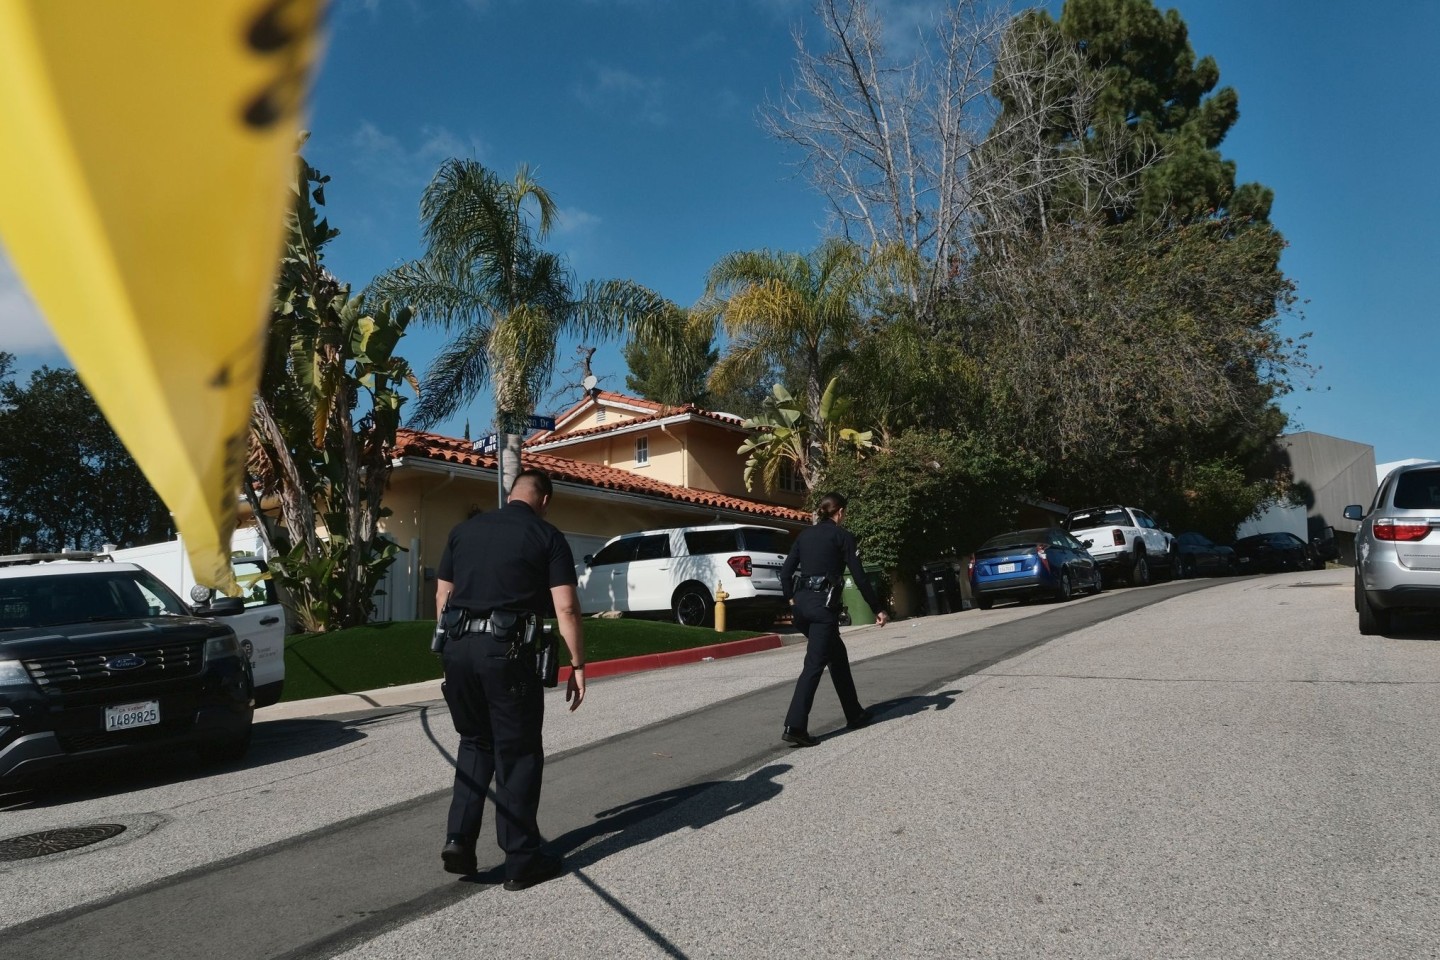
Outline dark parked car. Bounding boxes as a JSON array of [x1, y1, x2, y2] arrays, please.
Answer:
[[968, 528, 1102, 609], [1175, 532, 1237, 577], [1232, 532, 1313, 573], [0, 553, 254, 787]]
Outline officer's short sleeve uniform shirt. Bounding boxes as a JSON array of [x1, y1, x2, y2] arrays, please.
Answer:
[[437, 501, 577, 616]]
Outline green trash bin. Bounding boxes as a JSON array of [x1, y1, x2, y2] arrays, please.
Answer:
[[841, 564, 888, 626]]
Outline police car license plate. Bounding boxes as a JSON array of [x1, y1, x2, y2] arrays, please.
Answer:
[[998, 562, 1018, 573], [105, 700, 160, 732]]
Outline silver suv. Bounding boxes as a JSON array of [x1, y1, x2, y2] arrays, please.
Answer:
[[1345, 462, 1440, 634]]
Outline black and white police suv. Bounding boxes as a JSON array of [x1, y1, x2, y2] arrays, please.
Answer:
[[0, 552, 254, 786]]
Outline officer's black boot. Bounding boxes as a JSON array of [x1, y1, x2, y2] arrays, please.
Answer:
[[781, 727, 819, 747]]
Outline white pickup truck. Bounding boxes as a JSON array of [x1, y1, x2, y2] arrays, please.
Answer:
[[1063, 504, 1178, 586]]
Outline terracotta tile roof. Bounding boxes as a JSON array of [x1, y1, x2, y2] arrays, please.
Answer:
[[392, 428, 809, 523], [526, 402, 745, 448], [544, 390, 665, 435]]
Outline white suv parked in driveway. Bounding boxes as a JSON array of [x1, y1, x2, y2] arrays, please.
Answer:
[[576, 524, 795, 627]]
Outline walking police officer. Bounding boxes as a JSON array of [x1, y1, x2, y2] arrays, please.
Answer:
[[780, 491, 889, 746], [434, 468, 586, 890]]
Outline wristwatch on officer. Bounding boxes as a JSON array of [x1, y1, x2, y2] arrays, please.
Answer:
[[571, 663, 585, 670]]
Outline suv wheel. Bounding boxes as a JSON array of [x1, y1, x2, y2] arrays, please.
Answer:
[[1129, 550, 1150, 587], [1356, 576, 1391, 636], [672, 583, 713, 628]]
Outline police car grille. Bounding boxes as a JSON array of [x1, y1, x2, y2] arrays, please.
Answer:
[[58, 716, 191, 753], [23, 640, 205, 693]]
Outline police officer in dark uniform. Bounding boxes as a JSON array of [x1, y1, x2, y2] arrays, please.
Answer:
[[780, 491, 889, 746], [434, 468, 587, 890]]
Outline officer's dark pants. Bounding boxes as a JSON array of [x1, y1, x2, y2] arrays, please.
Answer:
[[784, 590, 864, 730], [442, 633, 545, 879]]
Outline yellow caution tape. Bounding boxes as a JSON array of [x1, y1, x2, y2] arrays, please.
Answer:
[[0, 1, 326, 593]]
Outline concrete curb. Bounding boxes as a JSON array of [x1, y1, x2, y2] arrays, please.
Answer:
[[556, 632, 783, 684], [257, 631, 789, 722]]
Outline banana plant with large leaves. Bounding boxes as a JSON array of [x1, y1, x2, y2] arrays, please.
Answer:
[[247, 155, 419, 632], [738, 378, 876, 494]]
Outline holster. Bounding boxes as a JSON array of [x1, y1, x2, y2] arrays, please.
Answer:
[[433, 605, 468, 653]]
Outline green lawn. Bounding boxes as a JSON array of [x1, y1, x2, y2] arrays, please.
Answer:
[[281, 618, 766, 703]]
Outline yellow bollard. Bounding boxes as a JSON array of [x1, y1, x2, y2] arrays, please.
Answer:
[[713, 581, 729, 633]]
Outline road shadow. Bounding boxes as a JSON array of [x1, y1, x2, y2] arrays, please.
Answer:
[[804, 688, 962, 743], [442, 764, 794, 890], [1380, 609, 1440, 640], [524, 763, 791, 878], [0, 714, 372, 811]]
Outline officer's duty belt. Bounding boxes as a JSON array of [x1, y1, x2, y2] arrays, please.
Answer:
[[464, 618, 496, 634]]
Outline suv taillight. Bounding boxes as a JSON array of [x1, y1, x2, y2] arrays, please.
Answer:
[[1374, 519, 1430, 542], [1112, 530, 1124, 547], [727, 555, 752, 577]]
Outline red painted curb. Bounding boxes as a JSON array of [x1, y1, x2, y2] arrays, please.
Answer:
[[558, 633, 783, 684]]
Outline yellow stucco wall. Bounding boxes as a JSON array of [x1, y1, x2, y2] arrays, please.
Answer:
[[382, 466, 803, 620]]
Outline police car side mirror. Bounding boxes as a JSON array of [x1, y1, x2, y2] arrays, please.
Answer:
[[583, 554, 594, 567], [1082, 538, 1093, 548], [204, 597, 245, 617]]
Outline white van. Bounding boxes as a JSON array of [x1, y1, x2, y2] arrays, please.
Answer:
[[107, 539, 287, 707]]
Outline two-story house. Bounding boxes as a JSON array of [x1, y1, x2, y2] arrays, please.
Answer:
[[376, 391, 810, 621]]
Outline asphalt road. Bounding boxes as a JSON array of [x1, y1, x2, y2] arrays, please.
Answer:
[[4, 569, 1437, 959]]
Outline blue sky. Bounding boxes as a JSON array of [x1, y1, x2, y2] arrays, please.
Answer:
[[2, 0, 1435, 466]]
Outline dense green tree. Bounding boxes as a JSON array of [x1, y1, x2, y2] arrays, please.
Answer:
[[622, 306, 718, 407], [0, 353, 171, 553], [991, 0, 1272, 226], [246, 156, 417, 632], [821, 428, 1040, 578], [371, 159, 677, 493]]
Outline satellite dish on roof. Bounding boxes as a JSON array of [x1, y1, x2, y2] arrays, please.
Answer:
[[582, 375, 598, 393]]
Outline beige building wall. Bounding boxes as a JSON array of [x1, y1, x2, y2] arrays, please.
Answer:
[[381, 464, 804, 621]]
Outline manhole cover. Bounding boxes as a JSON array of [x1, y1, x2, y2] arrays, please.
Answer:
[[0, 824, 126, 862]]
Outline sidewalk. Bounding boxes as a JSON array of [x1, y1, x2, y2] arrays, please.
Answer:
[[256, 628, 806, 722]]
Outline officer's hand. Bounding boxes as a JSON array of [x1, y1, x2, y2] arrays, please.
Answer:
[[566, 667, 585, 711], [876, 611, 890, 627]]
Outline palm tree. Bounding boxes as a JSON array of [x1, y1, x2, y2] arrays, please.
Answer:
[[701, 238, 910, 478], [370, 159, 675, 494]]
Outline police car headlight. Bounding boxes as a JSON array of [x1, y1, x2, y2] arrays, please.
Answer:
[[204, 633, 241, 660], [0, 660, 34, 689]]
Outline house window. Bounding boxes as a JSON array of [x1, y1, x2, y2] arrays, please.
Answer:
[[778, 460, 806, 494], [635, 435, 649, 465], [596, 408, 607, 423]]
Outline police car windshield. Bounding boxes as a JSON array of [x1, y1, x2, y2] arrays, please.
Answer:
[[0, 569, 189, 629]]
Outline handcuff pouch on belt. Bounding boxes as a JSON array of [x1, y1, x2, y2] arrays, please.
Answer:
[[486, 610, 561, 689], [796, 574, 841, 609]]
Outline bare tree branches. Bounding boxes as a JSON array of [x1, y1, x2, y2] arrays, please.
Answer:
[[764, 0, 1007, 317]]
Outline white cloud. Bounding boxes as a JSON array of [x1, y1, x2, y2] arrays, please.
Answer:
[[0, 247, 61, 356], [554, 206, 601, 238], [574, 65, 668, 126], [348, 121, 487, 187]]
